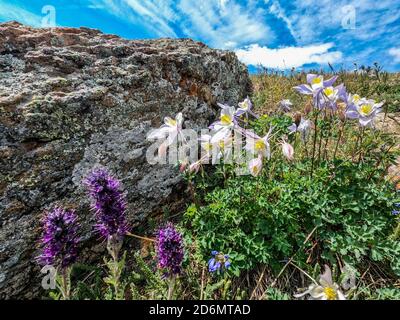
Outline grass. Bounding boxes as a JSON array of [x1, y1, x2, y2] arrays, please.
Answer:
[[251, 66, 400, 114]]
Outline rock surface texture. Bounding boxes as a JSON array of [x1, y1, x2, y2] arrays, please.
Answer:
[[0, 22, 251, 298]]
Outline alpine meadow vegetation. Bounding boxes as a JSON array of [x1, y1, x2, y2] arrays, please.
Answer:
[[37, 68, 400, 301]]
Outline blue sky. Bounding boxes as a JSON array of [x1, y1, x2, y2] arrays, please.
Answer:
[[1, 0, 400, 72]]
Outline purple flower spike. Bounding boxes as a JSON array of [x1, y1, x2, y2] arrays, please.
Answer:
[[155, 223, 184, 277], [208, 251, 231, 273], [85, 168, 128, 240], [38, 207, 80, 269]]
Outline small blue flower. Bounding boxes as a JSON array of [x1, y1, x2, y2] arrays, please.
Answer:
[[208, 251, 230, 273], [392, 210, 400, 216]]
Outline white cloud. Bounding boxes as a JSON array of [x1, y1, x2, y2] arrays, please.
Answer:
[[93, 0, 273, 49], [389, 48, 400, 62], [235, 43, 343, 69], [219, 0, 229, 10], [178, 0, 274, 49], [0, 2, 42, 27]]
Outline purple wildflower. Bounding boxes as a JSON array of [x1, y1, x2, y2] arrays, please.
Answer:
[[84, 168, 128, 240], [294, 74, 340, 110], [294, 74, 338, 97], [38, 207, 79, 269], [208, 251, 231, 273], [155, 223, 184, 276], [393, 203, 400, 215]]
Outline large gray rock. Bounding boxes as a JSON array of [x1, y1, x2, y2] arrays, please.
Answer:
[[0, 22, 251, 298]]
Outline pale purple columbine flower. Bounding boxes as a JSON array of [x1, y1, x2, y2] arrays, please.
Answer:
[[209, 105, 236, 144], [279, 99, 293, 112], [235, 96, 258, 118], [294, 74, 338, 96], [248, 155, 263, 177], [37, 207, 80, 270], [156, 223, 184, 277], [345, 98, 383, 127], [288, 118, 311, 142], [317, 84, 345, 110], [147, 112, 183, 146], [235, 97, 252, 116], [294, 265, 346, 300], [84, 168, 129, 241], [244, 127, 272, 160], [208, 251, 231, 273]]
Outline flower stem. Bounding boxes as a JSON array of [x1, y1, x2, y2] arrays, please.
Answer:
[[167, 275, 176, 300], [358, 127, 365, 163], [59, 267, 71, 300], [310, 110, 320, 178], [333, 119, 346, 161], [126, 232, 155, 242]]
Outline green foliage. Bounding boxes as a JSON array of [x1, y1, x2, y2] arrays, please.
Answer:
[[42, 69, 399, 301], [129, 252, 169, 300], [263, 287, 291, 300], [103, 252, 127, 299], [355, 287, 400, 300], [183, 158, 399, 278]]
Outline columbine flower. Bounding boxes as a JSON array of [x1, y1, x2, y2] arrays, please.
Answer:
[[210, 105, 236, 144], [155, 223, 184, 277], [345, 98, 383, 127], [248, 156, 263, 177], [38, 207, 79, 270], [346, 93, 361, 107], [199, 134, 214, 160], [208, 251, 231, 273], [294, 74, 338, 96], [245, 128, 272, 159], [85, 168, 128, 240], [288, 117, 311, 142], [294, 265, 346, 300], [217, 135, 233, 161], [279, 99, 293, 112], [235, 97, 254, 117], [147, 112, 183, 146], [280, 140, 294, 161]]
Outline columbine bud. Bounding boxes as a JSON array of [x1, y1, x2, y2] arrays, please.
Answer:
[[294, 112, 302, 127], [304, 102, 312, 115], [179, 160, 188, 172], [281, 141, 294, 161], [189, 161, 200, 174]]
